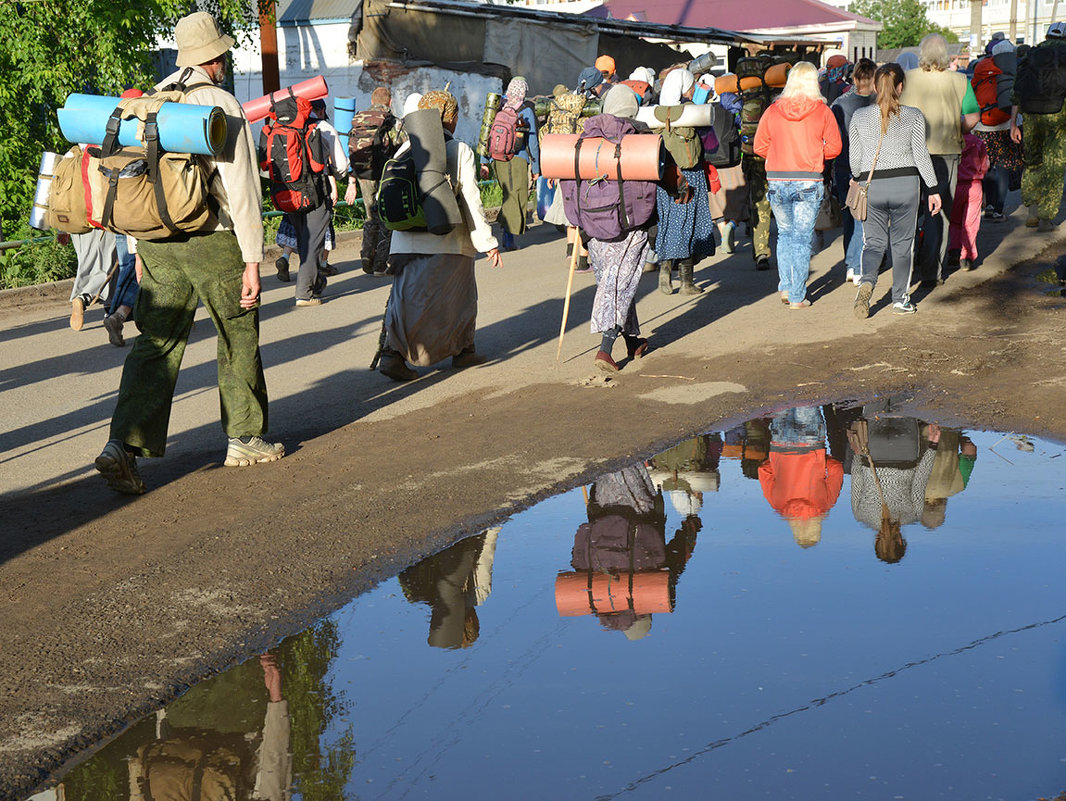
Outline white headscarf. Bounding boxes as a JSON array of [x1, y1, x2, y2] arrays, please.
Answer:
[[402, 92, 423, 116], [659, 68, 695, 105], [628, 66, 655, 85]]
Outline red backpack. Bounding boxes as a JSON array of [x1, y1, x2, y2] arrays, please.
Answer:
[[972, 57, 1010, 126], [487, 106, 521, 161], [258, 93, 327, 213]]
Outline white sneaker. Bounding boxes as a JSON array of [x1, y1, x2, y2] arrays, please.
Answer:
[[846, 269, 858, 285], [225, 436, 285, 467]]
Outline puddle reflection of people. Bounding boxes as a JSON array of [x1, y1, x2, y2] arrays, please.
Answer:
[[758, 406, 844, 548], [722, 419, 772, 480], [647, 433, 723, 524], [923, 426, 977, 528], [555, 465, 695, 640], [847, 405, 938, 563], [399, 528, 500, 649], [127, 653, 292, 800]]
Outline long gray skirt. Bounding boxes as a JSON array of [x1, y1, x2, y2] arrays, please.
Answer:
[[588, 228, 649, 336], [386, 253, 478, 366]]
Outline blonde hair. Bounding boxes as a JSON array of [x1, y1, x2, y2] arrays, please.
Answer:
[[778, 61, 824, 103], [918, 33, 950, 71], [875, 63, 905, 133]]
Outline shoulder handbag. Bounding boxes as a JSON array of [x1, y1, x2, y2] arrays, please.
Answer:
[[844, 126, 885, 222]]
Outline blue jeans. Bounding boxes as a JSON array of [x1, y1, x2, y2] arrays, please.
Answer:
[[770, 405, 826, 448], [767, 180, 823, 303], [112, 234, 139, 313]]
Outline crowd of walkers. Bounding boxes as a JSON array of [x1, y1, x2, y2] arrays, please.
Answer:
[[88, 11, 1065, 495]]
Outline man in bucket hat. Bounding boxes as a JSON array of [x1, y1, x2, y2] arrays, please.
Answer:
[[94, 12, 283, 494]]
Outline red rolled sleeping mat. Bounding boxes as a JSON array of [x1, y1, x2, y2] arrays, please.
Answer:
[[554, 571, 673, 617], [540, 133, 664, 181], [244, 76, 329, 124]]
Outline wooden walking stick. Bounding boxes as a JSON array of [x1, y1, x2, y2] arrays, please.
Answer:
[[88, 259, 121, 308], [555, 231, 581, 362], [370, 292, 390, 371]]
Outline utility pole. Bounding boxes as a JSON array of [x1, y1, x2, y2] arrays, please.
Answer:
[[1009, 0, 1018, 41], [259, 0, 280, 95], [969, 0, 983, 56]]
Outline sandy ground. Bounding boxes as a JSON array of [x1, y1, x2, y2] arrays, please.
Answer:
[[2, 209, 1066, 798]]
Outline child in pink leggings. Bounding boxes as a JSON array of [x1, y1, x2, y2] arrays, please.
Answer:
[[949, 133, 990, 270]]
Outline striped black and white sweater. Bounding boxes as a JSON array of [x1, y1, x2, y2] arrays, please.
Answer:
[[848, 104, 938, 188]]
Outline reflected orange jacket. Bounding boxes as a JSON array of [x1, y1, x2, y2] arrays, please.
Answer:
[[758, 450, 844, 520]]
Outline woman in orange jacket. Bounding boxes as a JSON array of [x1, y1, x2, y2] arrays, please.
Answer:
[[758, 405, 844, 548], [754, 61, 842, 309]]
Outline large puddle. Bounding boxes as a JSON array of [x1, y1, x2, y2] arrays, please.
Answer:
[[28, 402, 1066, 801]]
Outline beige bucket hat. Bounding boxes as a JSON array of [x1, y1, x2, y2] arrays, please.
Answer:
[[175, 12, 235, 67]]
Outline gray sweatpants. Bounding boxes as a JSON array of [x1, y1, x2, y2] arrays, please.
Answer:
[[860, 175, 921, 305], [70, 228, 116, 303], [291, 203, 332, 301]]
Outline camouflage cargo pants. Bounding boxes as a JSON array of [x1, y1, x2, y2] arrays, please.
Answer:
[[743, 155, 771, 260], [110, 231, 269, 458], [1021, 106, 1066, 222], [359, 178, 392, 274]]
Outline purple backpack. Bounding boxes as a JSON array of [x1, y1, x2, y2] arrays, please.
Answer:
[[560, 114, 657, 242]]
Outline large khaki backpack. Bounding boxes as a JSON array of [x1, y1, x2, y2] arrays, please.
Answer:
[[133, 733, 247, 801], [46, 69, 221, 240]]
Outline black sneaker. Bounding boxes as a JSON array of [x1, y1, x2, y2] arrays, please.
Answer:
[[755, 256, 771, 271], [275, 256, 291, 283], [95, 440, 146, 495]]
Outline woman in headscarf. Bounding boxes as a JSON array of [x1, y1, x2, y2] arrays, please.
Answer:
[[753, 61, 841, 309], [481, 76, 540, 251], [377, 90, 503, 382], [587, 85, 654, 372], [654, 68, 716, 295]]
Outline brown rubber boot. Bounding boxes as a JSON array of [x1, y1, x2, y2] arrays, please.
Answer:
[[679, 260, 704, 294], [658, 260, 674, 294]]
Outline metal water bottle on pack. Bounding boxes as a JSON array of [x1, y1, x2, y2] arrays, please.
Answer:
[[29, 152, 61, 231]]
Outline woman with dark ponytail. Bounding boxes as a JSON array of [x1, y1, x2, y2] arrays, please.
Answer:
[[849, 64, 941, 318]]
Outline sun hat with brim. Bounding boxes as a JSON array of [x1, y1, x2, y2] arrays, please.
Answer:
[[175, 12, 235, 67]]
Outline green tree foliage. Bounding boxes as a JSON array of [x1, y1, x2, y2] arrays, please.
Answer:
[[852, 0, 960, 49], [277, 622, 356, 801], [0, 1, 265, 236]]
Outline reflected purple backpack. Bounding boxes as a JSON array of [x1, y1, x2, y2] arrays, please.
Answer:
[[560, 114, 657, 242]]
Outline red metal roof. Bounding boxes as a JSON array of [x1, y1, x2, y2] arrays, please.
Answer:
[[585, 0, 878, 31]]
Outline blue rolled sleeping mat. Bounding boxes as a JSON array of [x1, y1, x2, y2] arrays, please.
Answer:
[[58, 93, 227, 156], [402, 108, 463, 236], [334, 97, 357, 154]]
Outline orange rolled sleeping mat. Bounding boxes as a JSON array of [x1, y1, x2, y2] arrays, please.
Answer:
[[555, 571, 673, 617], [540, 133, 664, 181], [713, 63, 791, 95]]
